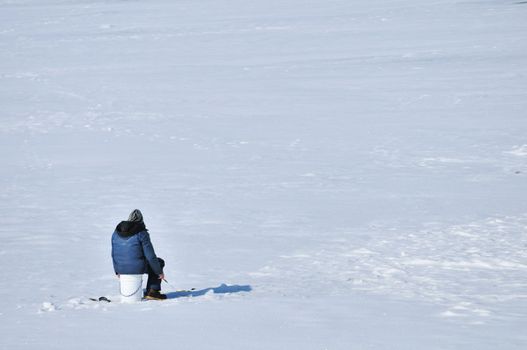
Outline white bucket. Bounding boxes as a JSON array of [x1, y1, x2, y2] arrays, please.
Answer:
[[119, 274, 143, 303]]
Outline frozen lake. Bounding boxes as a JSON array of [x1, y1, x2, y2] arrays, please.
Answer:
[[1, 0, 526, 348]]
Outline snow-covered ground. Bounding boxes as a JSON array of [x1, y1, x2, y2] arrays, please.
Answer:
[[1, 0, 527, 348]]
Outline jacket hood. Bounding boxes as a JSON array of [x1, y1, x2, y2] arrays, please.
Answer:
[[115, 221, 147, 238]]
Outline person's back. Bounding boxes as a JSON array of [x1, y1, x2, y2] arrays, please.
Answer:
[[111, 209, 167, 300]]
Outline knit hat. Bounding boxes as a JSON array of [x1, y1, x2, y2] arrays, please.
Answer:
[[128, 209, 144, 223]]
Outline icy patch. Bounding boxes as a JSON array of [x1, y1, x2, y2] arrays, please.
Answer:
[[506, 145, 527, 157], [39, 296, 116, 312], [39, 302, 57, 312], [418, 156, 487, 169], [66, 297, 103, 310], [253, 215, 527, 322], [440, 302, 492, 320]]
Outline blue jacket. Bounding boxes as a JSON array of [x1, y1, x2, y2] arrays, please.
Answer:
[[111, 221, 163, 275]]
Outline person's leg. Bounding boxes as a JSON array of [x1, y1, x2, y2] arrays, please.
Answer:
[[146, 258, 165, 291]]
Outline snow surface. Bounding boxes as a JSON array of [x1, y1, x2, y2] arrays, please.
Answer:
[[1, 0, 527, 348]]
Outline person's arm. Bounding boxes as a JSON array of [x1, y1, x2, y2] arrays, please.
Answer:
[[139, 232, 163, 276], [111, 234, 118, 276]]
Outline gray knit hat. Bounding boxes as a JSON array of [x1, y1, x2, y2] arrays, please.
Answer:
[[128, 209, 144, 223]]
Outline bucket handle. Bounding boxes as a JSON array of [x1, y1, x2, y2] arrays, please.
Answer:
[[120, 281, 143, 298]]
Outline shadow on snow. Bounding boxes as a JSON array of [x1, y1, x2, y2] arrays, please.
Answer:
[[166, 283, 252, 299]]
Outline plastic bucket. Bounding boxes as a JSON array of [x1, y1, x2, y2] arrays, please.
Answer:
[[119, 274, 143, 303]]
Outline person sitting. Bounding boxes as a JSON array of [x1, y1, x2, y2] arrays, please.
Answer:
[[111, 209, 167, 300]]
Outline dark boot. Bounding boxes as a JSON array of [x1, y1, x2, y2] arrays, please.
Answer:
[[145, 288, 167, 300]]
